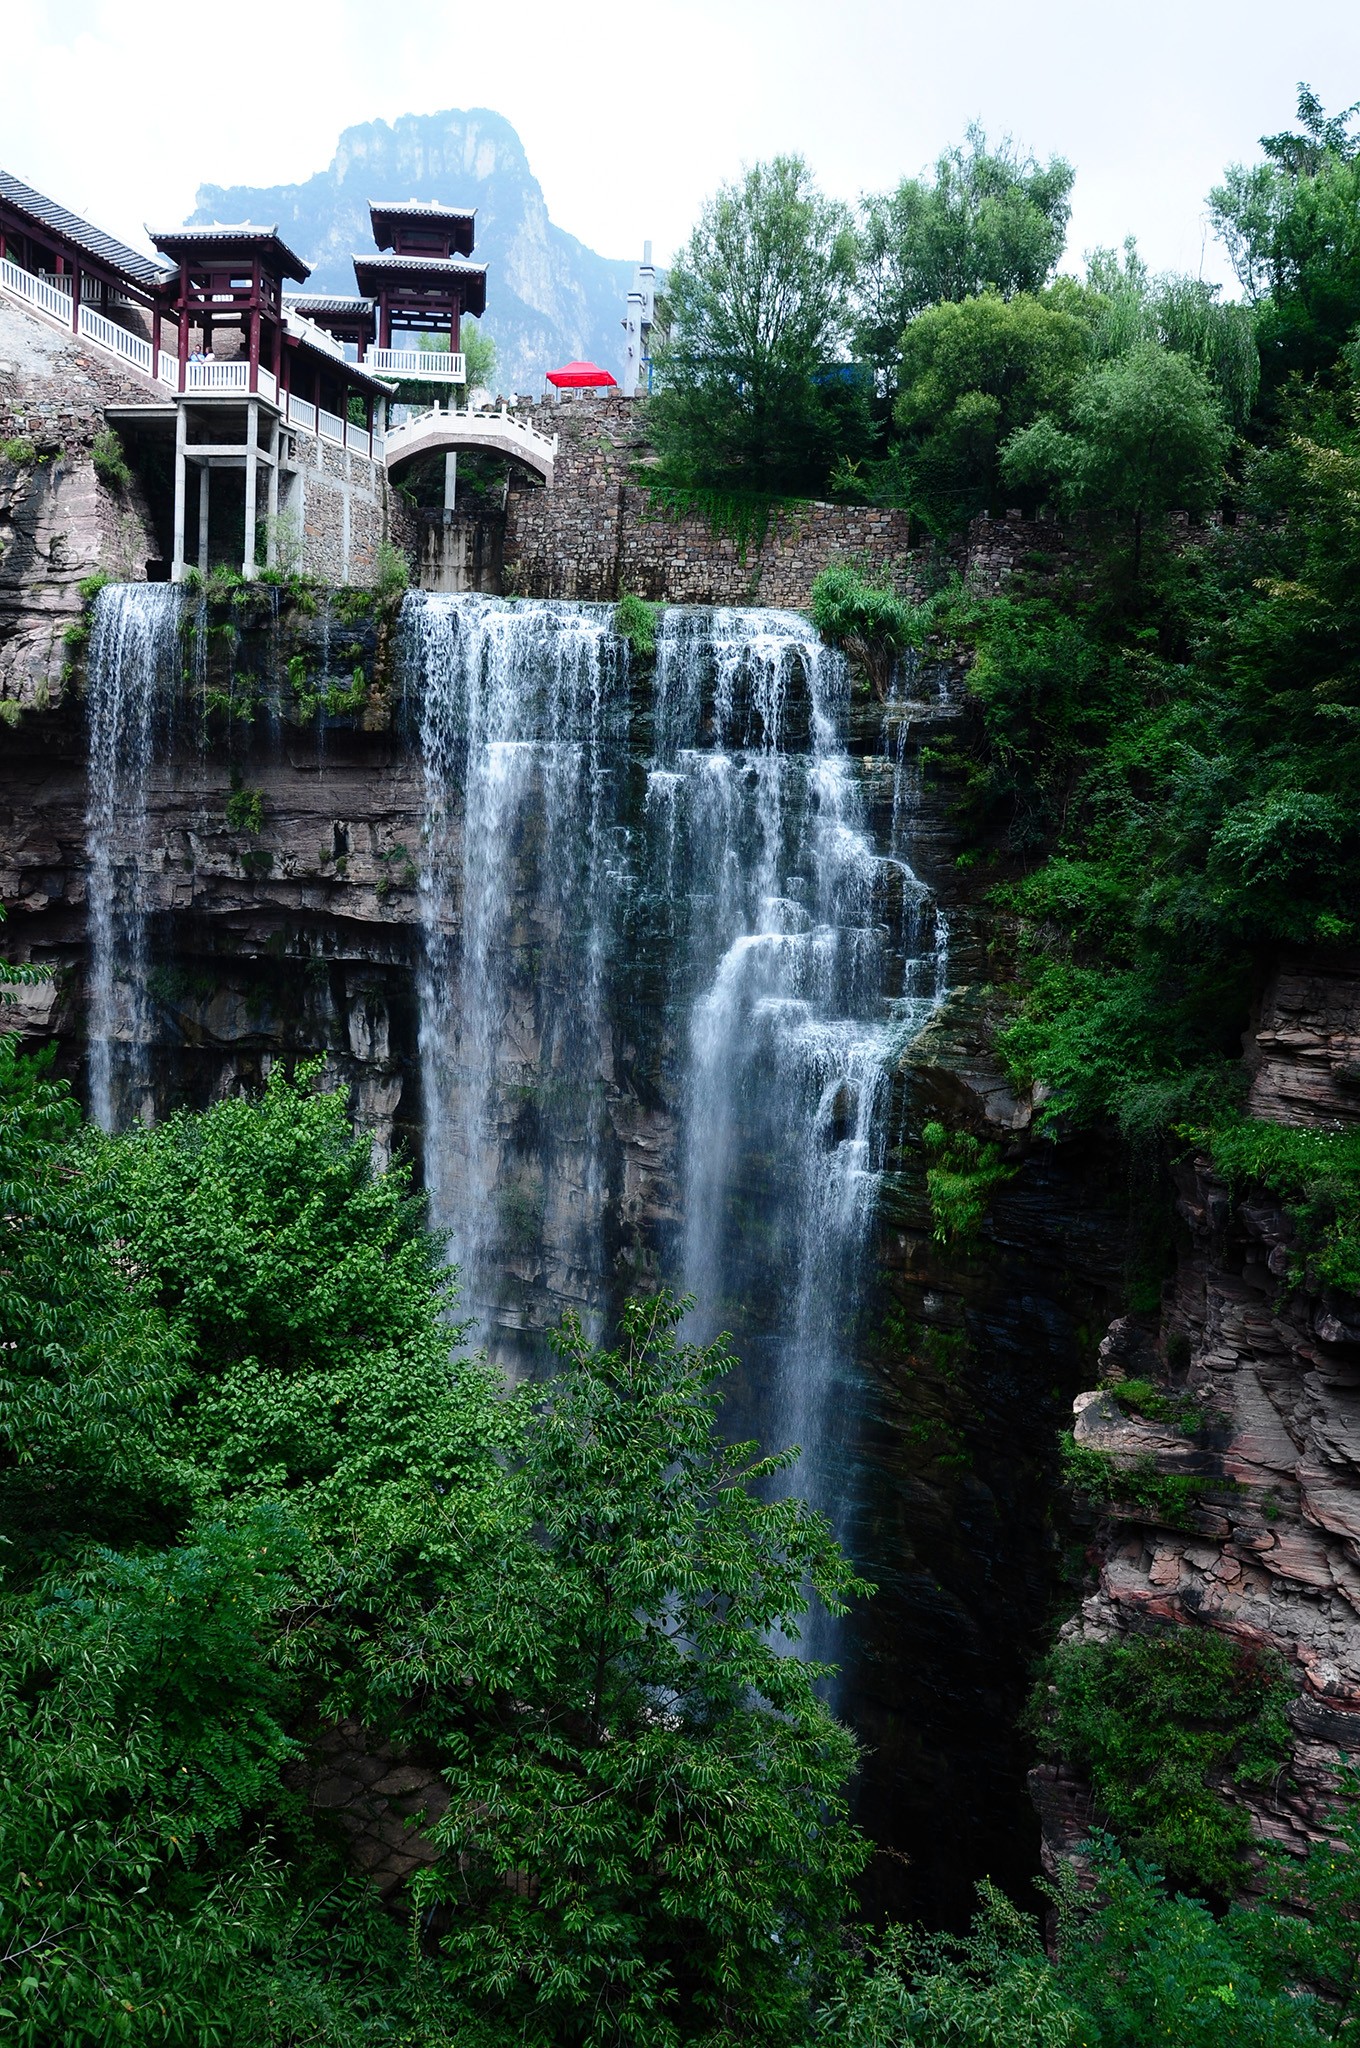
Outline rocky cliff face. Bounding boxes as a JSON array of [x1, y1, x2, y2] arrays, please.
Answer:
[[1, 297, 162, 710], [1035, 958, 1360, 1879]]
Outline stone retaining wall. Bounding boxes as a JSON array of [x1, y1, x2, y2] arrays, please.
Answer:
[[500, 393, 1066, 606]]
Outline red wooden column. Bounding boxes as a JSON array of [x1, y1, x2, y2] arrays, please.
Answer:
[[70, 262, 81, 332], [248, 256, 261, 393], [177, 260, 190, 389]]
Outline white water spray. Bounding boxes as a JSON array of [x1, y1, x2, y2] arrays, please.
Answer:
[[85, 583, 181, 1131]]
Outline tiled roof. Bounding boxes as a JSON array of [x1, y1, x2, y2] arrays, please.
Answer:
[[287, 293, 374, 314], [0, 166, 168, 290], [351, 253, 487, 275], [368, 198, 476, 218], [150, 224, 311, 280]]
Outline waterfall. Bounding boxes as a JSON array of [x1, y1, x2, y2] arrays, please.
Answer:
[[647, 610, 946, 1638], [407, 594, 629, 1334], [85, 583, 181, 1132], [408, 596, 948, 1596]]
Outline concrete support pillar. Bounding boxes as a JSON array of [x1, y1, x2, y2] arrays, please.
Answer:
[[266, 416, 280, 566], [242, 399, 259, 580], [444, 450, 457, 511], [171, 401, 187, 582], [197, 464, 210, 574]]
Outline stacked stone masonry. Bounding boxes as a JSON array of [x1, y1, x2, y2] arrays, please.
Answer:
[[501, 393, 1066, 607]]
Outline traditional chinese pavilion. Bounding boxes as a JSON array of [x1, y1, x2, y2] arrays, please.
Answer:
[[289, 200, 488, 383]]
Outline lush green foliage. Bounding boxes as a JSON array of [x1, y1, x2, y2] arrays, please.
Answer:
[[649, 156, 869, 495], [921, 1120, 1017, 1245], [893, 292, 1089, 530], [1002, 343, 1231, 568], [1059, 1434, 1224, 1528], [91, 425, 133, 489], [855, 126, 1074, 389], [0, 1053, 868, 2043], [614, 589, 662, 659], [823, 1829, 1354, 2047], [416, 1295, 870, 2046], [1205, 1117, 1360, 1291], [1210, 84, 1360, 390], [461, 315, 497, 395], [807, 564, 949, 696], [1031, 1632, 1291, 1894]]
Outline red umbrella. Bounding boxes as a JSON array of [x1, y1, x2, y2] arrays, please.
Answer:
[[545, 359, 618, 388]]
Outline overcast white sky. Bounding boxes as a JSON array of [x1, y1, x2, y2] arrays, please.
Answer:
[[6, 0, 1359, 289]]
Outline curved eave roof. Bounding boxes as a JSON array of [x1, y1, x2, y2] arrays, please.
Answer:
[[286, 293, 374, 316], [352, 253, 486, 317], [151, 224, 311, 283], [369, 198, 476, 256], [0, 166, 167, 290]]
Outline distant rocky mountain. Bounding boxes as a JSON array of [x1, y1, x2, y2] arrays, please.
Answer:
[[190, 108, 634, 393]]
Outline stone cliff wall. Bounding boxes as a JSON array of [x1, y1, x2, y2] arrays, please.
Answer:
[[1034, 956, 1360, 1878]]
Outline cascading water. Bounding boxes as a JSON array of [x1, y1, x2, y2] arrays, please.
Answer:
[[407, 595, 630, 1336], [407, 596, 947, 1628], [85, 582, 181, 1132], [647, 610, 946, 1653]]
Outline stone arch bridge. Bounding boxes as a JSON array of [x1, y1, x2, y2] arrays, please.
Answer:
[[382, 402, 558, 487]]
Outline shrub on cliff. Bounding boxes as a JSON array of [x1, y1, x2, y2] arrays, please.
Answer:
[[1030, 1630, 1292, 1897]]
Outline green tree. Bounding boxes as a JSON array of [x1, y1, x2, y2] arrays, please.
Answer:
[[1054, 240, 1260, 426], [649, 156, 868, 495], [856, 126, 1074, 389], [1002, 341, 1230, 573], [462, 315, 497, 395], [1210, 83, 1360, 390], [419, 1292, 871, 2047], [892, 291, 1088, 530], [0, 1057, 869, 2043]]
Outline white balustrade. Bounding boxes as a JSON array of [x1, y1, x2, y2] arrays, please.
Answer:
[[183, 359, 249, 391], [284, 308, 348, 363], [158, 350, 179, 388], [368, 348, 466, 381], [0, 257, 76, 325], [77, 304, 153, 375], [288, 395, 317, 432], [344, 421, 373, 456], [317, 407, 345, 445]]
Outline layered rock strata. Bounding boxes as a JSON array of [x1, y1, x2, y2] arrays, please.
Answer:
[[1037, 957, 1360, 1875]]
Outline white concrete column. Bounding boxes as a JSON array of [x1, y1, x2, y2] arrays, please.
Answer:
[[171, 401, 187, 582], [242, 399, 258, 580], [266, 416, 280, 567], [444, 450, 457, 511], [197, 464, 210, 574]]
